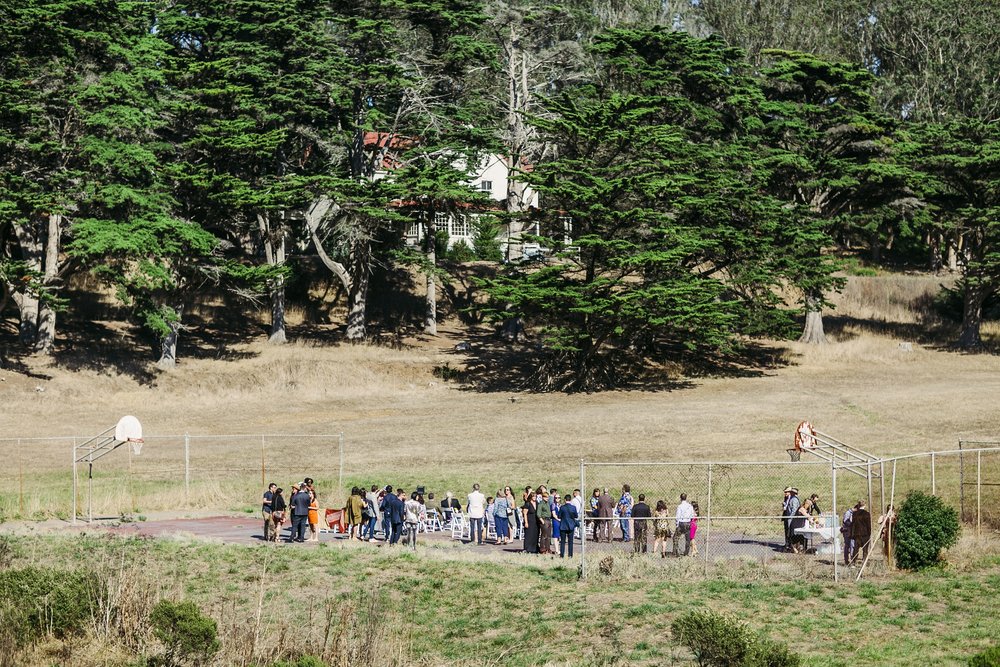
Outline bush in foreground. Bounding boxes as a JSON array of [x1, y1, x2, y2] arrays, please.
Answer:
[[895, 491, 960, 570], [671, 609, 800, 667], [150, 599, 219, 666], [970, 645, 1000, 667], [0, 567, 98, 644]]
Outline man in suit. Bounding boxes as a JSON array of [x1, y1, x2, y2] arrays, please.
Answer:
[[631, 494, 652, 554], [557, 494, 579, 558], [596, 488, 615, 542], [849, 501, 872, 565], [289, 483, 311, 542], [389, 489, 406, 545]]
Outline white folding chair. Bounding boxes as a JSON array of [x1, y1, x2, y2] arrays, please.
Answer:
[[424, 508, 442, 532], [485, 512, 497, 541], [450, 511, 469, 540]]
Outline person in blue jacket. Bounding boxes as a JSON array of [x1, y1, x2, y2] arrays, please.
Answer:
[[557, 494, 579, 558]]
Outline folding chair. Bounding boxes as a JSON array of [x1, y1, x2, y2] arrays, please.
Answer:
[[485, 512, 497, 541], [423, 508, 442, 532], [450, 511, 469, 540]]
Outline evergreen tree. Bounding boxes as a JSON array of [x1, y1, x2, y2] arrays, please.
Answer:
[[903, 120, 1000, 347], [759, 50, 907, 343], [484, 30, 805, 390]]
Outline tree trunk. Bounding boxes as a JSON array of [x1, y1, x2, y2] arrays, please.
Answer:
[[957, 281, 987, 348], [258, 212, 287, 344], [502, 24, 530, 262], [424, 211, 437, 336], [156, 307, 182, 369], [35, 213, 61, 354], [11, 222, 42, 346], [799, 292, 828, 344], [346, 240, 371, 341]]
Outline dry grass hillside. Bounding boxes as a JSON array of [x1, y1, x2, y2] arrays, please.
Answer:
[[1, 271, 999, 517]]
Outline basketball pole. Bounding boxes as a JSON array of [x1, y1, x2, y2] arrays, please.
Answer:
[[338, 432, 344, 498]]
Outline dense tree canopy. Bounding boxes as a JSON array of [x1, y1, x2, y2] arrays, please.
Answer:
[[1, 0, 998, 387]]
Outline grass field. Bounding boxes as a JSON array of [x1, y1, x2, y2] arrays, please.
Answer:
[[2, 272, 1000, 665], [1, 532, 999, 666]]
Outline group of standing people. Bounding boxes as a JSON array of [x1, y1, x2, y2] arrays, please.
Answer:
[[261, 479, 319, 543], [587, 486, 700, 557]]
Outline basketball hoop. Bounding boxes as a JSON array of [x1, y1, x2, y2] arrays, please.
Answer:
[[129, 439, 144, 456]]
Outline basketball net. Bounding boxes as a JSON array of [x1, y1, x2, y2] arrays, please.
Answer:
[[129, 439, 144, 456]]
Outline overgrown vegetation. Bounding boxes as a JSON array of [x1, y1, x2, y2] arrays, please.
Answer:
[[671, 609, 800, 667], [895, 491, 961, 570], [149, 600, 219, 667], [0, 534, 997, 666]]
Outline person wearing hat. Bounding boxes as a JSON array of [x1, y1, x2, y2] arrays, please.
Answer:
[[781, 487, 794, 550], [785, 487, 802, 552]]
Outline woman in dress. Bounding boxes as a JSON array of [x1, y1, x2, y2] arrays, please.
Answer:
[[346, 486, 365, 540], [537, 488, 553, 555], [307, 489, 320, 542], [505, 486, 519, 539], [652, 500, 672, 558], [522, 490, 539, 553]]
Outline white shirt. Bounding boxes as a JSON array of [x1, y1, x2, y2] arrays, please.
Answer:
[[571, 495, 584, 516], [467, 491, 486, 519], [676, 500, 696, 525]]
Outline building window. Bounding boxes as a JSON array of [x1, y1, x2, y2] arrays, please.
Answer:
[[434, 211, 449, 233], [406, 221, 424, 239], [559, 215, 573, 243], [480, 180, 493, 192], [450, 214, 470, 238]]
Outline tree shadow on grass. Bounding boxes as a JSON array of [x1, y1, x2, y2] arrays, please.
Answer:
[[449, 329, 790, 393]]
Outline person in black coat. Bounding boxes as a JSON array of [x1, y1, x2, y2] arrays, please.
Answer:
[[386, 489, 406, 545], [631, 494, 652, 554], [289, 484, 311, 542], [849, 501, 872, 564]]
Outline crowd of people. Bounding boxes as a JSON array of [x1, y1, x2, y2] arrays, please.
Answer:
[[259, 481, 705, 557]]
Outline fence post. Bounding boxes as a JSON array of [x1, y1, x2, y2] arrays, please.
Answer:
[[71, 438, 77, 525], [17, 439, 23, 516], [580, 459, 586, 580], [184, 434, 191, 499], [261, 435, 266, 487], [879, 460, 886, 521], [704, 463, 712, 576], [931, 452, 936, 496], [832, 450, 838, 582], [866, 461, 873, 515], [977, 450, 982, 538], [959, 441, 965, 521]]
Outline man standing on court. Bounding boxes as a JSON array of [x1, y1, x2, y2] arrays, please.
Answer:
[[673, 493, 695, 556], [262, 483, 276, 542], [467, 483, 487, 545], [597, 488, 615, 542], [631, 494, 652, 554], [290, 482, 311, 542]]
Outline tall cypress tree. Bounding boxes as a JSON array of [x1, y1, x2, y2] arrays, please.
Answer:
[[484, 29, 803, 390]]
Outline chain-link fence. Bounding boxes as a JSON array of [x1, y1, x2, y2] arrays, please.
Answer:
[[0, 433, 345, 521], [581, 445, 1000, 581]]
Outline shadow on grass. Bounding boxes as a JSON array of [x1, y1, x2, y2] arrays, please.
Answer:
[[446, 329, 790, 393]]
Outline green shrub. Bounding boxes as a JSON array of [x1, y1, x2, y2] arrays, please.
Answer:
[[671, 609, 799, 667], [970, 645, 1000, 667], [0, 567, 99, 644], [150, 599, 219, 666], [447, 239, 476, 262], [895, 491, 960, 570], [472, 215, 503, 262]]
